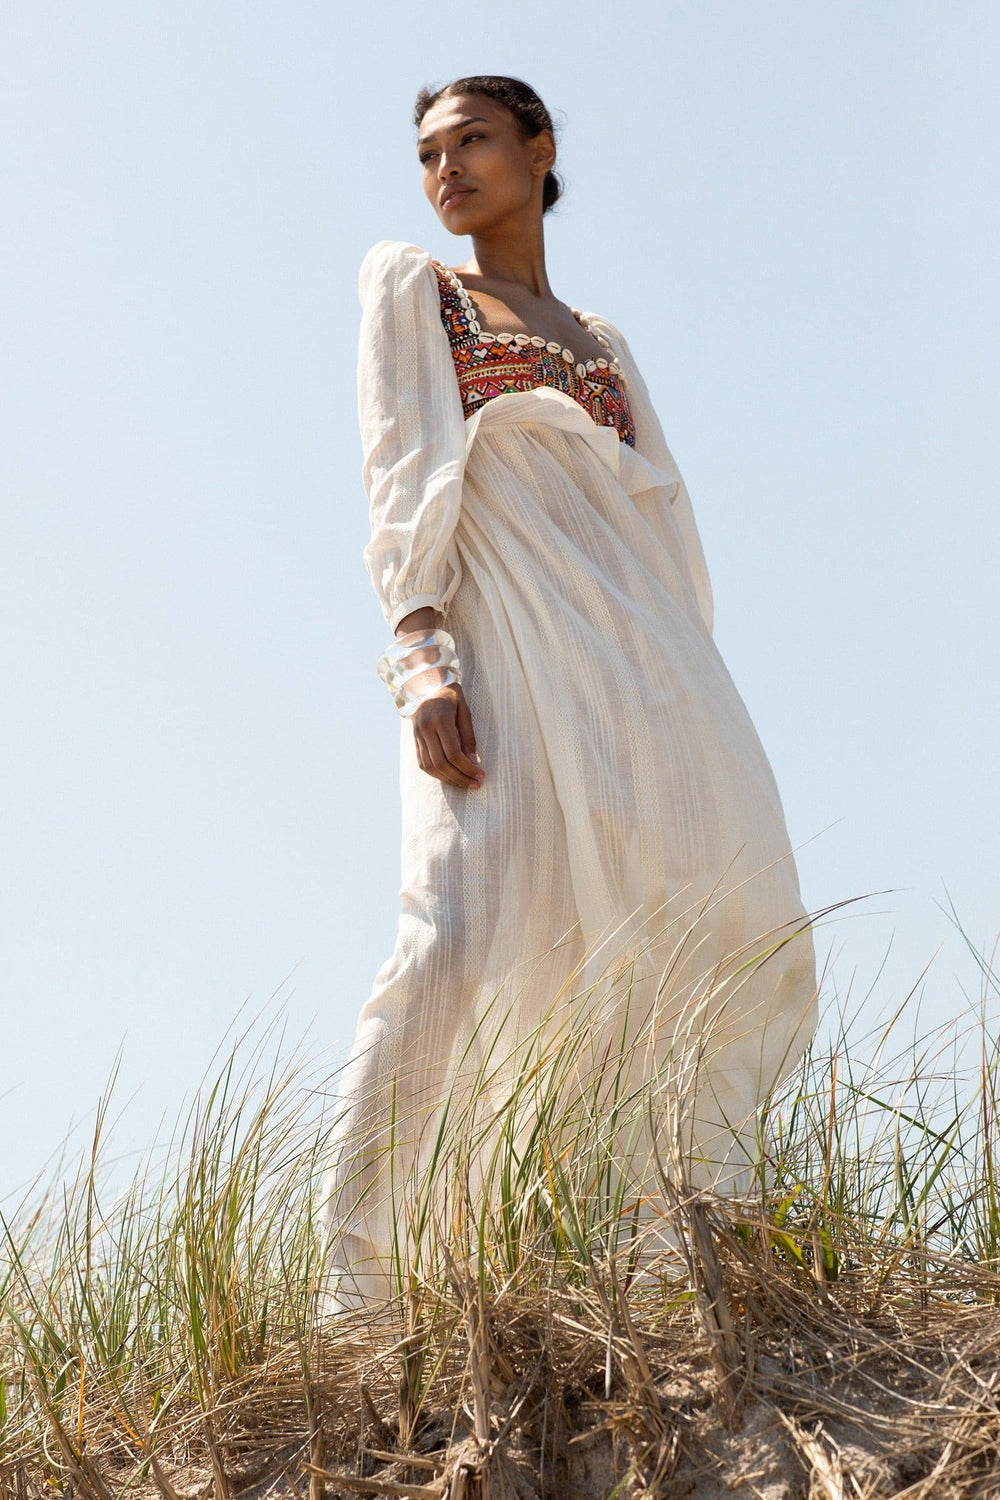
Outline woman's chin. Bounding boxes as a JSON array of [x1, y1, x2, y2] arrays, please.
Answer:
[[438, 199, 498, 236], [442, 211, 483, 236]]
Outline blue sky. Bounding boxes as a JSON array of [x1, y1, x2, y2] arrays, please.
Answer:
[[2, 1, 997, 1198]]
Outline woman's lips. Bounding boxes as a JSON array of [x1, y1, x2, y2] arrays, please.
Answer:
[[442, 188, 475, 211]]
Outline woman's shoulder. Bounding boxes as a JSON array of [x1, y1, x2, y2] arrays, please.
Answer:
[[576, 308, 638, 372], [357, 239, 436, 303]]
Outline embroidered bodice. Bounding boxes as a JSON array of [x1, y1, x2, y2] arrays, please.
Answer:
[[431, 259, 637, 447]]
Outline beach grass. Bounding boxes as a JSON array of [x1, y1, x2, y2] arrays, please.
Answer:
[[3, 908, 1000, 1499]]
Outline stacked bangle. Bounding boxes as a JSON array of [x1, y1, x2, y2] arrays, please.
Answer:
[[376, 627, 462, 717]]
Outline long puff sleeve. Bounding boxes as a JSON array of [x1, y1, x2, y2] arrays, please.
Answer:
[[586, 313, 715, 636], [358, 240, 468, 633]]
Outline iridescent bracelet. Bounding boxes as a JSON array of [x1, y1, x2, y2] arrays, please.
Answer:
[[376, 627, 462, 717]]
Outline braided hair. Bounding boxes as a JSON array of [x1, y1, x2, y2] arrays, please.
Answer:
[[413, 74, 564, 215]]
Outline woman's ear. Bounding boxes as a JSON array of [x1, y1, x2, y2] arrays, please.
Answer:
[[530, 128, 557, 178]]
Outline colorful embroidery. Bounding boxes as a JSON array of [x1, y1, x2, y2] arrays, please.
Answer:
[[431, 260, 637, 447]]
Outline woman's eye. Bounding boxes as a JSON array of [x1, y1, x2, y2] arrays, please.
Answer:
[[419, 134, 482, 165]]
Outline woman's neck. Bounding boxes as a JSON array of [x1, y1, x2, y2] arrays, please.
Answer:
[[459, 222, 551, 298]]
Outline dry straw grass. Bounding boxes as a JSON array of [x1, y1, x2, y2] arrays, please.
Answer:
[[3, 901, 1000, 1499]]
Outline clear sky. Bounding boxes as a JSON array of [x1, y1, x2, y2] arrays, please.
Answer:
[[2, 1, 997, 1199]]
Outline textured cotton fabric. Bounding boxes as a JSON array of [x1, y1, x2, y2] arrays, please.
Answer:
[[319, 239, 818, 1305]]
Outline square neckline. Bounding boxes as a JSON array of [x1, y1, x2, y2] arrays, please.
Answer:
[[430, 256, 636, 447], [433, 260, 624, 380]]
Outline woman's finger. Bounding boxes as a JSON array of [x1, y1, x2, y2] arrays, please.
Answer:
[[435, 719, 484, 787], [456, 693, 480, 767], [414, 734, 429, 775], [435, 693, 485, 785], [418, 724, 466, 788]]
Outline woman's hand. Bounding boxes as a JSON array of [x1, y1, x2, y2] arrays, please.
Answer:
[[392, 607, 485, 790], [412, 682, 485, 790]]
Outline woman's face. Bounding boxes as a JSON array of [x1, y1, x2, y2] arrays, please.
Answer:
[[417, 92, 555, 235]]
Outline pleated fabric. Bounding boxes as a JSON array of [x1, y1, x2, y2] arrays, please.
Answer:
[[318, 239, 818, 1307]]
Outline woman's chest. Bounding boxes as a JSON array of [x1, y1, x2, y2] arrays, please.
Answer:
[[430, 260, 636, 448]]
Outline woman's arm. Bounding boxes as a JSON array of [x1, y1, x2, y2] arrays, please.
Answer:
[[357, 241, 484, 790], [358, 239, 467, 631], [394, 604, 441, 637]]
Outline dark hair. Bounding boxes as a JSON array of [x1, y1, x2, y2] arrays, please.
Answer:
[[413, 74, 564, 215]]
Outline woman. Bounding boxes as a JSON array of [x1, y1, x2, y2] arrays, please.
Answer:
[[319, 75, 817, 1312]]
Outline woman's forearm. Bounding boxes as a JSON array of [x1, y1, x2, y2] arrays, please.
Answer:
[[390, 605, 455, 702], [395, 605, 442, 638]]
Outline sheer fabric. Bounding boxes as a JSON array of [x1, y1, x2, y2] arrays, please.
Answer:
[[319, 239, 817, 1307]]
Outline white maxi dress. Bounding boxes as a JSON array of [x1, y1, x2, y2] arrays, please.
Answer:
[[320, 239, 818, 1307]]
